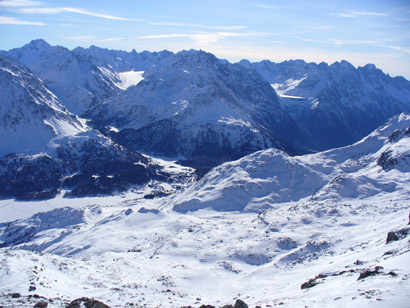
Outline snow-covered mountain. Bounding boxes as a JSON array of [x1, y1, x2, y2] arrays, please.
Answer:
[[0, 55, 87, 156], [172, 113, 410, 213], [72, 45, 173, 74], [239, 59, 410, 150], [4, 39, 120, 114], [0, 114, 409, 307], [71, 45, 174, 92], [0, 55, 194, 200], [2, 39, 410, 198], [4, 40, 410, 167], [89, 50, 305, 169]]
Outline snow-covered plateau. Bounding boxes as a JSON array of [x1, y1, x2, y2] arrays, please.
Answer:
[[0, 114, 409, 307]]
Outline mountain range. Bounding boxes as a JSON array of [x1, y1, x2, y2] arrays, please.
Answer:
[[2, 39, 410, 184], [239, 59, 410, 150], [0, 39, 410, 307], [0, 52, 194, 200]]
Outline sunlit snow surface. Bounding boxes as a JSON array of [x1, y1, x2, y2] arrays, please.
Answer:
[[0, 115, 410, 307], [98, 67, 145, 90], [116, 70, 144, 90]]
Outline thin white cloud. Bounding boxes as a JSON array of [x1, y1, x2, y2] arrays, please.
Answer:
[[98, 37, 124, 42], [0, 0, 41, 7], [332, 10, 387, 18], [252, 4, 276, 9], [0, 15, 44, 25], [139, 31, 266, 46], [63, 7, 134, 21], [331, 39, 379, 46], [328, 39, 410, 55], [302, 25, 332, 31], [66, 36, 124, 43], [16, 7, 136, 21], [66, 35, 96, 40], [139, 33, 187, 39], [386, 45, 410, 54], [148, 21, 245, 31]]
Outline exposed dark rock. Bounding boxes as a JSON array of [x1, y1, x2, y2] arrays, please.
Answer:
[[217, 261, 240, 274], [388, 129, 406, 142], [233, 299, 249, 308], [199, 305, 215, 308], [34, 301, 48, 308], [377, 150, 398, 170], [66, 297, 109, 308], [331, 269, 355, 276], [301, 273, 328, 289], [386, 227, 410, 243], [221, 305, 234, 308], [29, 286, 36, 292], [357, 266, 384, 280], [388, 271, 398, 277], [143, 190, 172, 199], [11, 293, 21, 298]]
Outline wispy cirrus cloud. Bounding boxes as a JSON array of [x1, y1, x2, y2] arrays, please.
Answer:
[[139, 31, 266, 45], [0, 0, 41, 7], [384, 45, 410, 54], [331, 38, 380, 46], [251, 4, 276, 9], [0, 15, 44, 25], [66, 36, 124, 43], [148, 21, 245, 31], [329, 38, 410, 55], [15, 7, 136, 21], [332, 10, 387, 18], [98, 37, 124, 42], [66, 35, 96, 40]]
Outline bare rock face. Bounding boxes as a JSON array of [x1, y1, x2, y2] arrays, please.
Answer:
[[233, 299, 249, 308], [386, 227, 410, 244], [33, 301, 48, 308], [66, 297, 109, 308]]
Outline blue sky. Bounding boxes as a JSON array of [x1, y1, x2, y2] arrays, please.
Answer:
[[1, 0, 410, 78]]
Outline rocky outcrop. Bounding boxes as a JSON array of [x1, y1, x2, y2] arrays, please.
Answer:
[[66, 297, 109, 308], [386, 227, 410, 243]]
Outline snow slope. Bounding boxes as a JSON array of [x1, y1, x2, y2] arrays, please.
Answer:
[[0, 55, 87, 156], [172, 113, 410, 213], [0, 115, 409, 307]]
